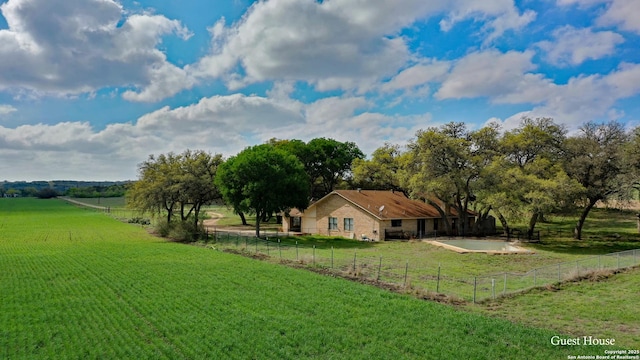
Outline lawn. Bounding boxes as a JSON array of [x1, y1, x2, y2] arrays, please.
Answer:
[[470, 267, 640, 348], [0, 198, 583, 359]]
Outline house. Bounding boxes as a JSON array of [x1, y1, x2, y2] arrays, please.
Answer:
[[282, 189, 476, 241]]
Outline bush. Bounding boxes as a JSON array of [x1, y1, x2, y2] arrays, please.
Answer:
[[36, 188, 59, 199], [154, 220, 204, 242], [155, 221, 172, 237], [128, 217, 151, 225]]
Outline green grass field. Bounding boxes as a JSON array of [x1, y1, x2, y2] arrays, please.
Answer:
[[471, 267, 640, 347], [207, 206, 640, 302], [0, 198, 586, 359]]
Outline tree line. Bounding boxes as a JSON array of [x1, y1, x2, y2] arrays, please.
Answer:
[[351, 118, 640, 240], [127, 118, 640, 240], [127, 138, 363, 239]]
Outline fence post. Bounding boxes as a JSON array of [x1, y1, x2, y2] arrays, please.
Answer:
[[503, 273, 507, 295], [403, 261, 409, 288], [558, 263, 561, 282], [353, 251, 357, 273], [278, 239, 282, 261], [436, 264, 441, 293], [255, 238, 258, 253], [313, 245, 316, 266], [377, 257, 382, 281], [473, 277, 477, 304], [598, 255, 601, 269], [296, 241, 299, 261], [492, 278, 496, 299]]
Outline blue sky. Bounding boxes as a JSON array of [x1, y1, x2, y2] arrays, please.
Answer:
[[0, 0, 639, 181]]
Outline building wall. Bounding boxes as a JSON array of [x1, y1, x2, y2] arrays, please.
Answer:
[[381, 218, 446, 239], [301, 206, 317, 234], [286, 193, 475, 240], [311, 194, 381, 241]]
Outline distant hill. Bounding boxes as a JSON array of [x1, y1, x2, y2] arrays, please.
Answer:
[[1, 180, 132, 197]]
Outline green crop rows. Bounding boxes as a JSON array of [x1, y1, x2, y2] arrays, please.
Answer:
[[1, 198, 585, 359]]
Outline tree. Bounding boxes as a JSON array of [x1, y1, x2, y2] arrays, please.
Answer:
[[176, 150, 224, 229], [496, 117, 582, 239], [36, 188, 59, 199], [563, 121, 629, 239], [128, 152, 182, 224], [624, 126, 640, 195], [215, 144, 310, 237], [128, 150, 223, 237], [403, 122, 496, 236], [351, 143, 404, 192], [269, 137, 364, 199], [305, 138, 364, 199]]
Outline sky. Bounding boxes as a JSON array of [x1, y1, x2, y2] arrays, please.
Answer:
[[0, 0, 639, 181]]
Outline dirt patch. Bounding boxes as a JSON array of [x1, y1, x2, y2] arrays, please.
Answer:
[[202, 212, 224, 227]]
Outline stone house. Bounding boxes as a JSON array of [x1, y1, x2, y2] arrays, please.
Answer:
[[282, 189, 475, 241]]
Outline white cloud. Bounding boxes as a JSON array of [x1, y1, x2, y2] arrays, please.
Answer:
[[435, 50, 542, 100], [556, 0, 606, 7], [0, 0, 193, 101], [597, 0, 640, 34], [0, 92, 435, 180], [440, 0, 536, 44], [537, 26, 624, 66], [496, 62, 640, 130], [557, 0, 640, 34], [195, 0, 536, 92], [380, 61, 451, 93], [0, 104, 17, 116]]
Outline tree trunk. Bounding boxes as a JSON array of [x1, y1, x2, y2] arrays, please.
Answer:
[[494, 209, 510, 236], [472, 206, 491, 236], [238, 212, 248, 226], [426, 198, 453, 235], [527, 212, 539, 240], [255, 210, 261, 238], [574, 198, 599, 240], [194, 204, 201, 232]]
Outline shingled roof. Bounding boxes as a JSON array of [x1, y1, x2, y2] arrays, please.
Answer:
[[326, 190, 454, 220]]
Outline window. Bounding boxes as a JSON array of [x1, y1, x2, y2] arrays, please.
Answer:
[[391, 219, 402, 227], [328, 217, 338, 230], [344, 218, 354, 231]]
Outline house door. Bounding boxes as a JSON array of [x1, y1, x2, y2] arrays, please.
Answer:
[[417, 219, 426, 238]]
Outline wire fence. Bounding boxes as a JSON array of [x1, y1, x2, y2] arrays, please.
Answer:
[[57, 198, 640, 303], [60, 197, 146, 223], [206, 229, 640, 303]]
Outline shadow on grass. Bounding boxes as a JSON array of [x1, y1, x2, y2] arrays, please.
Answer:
[[528, 239, 640, 255], [274, 235, 376, 250]]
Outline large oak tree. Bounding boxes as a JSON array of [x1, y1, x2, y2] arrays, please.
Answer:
[[215, 144, 310, 237], [563, 121, 629, 239]]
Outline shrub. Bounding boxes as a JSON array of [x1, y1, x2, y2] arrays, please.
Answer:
[[154, 220, 205, 242], [36, 188, 59, 199]]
